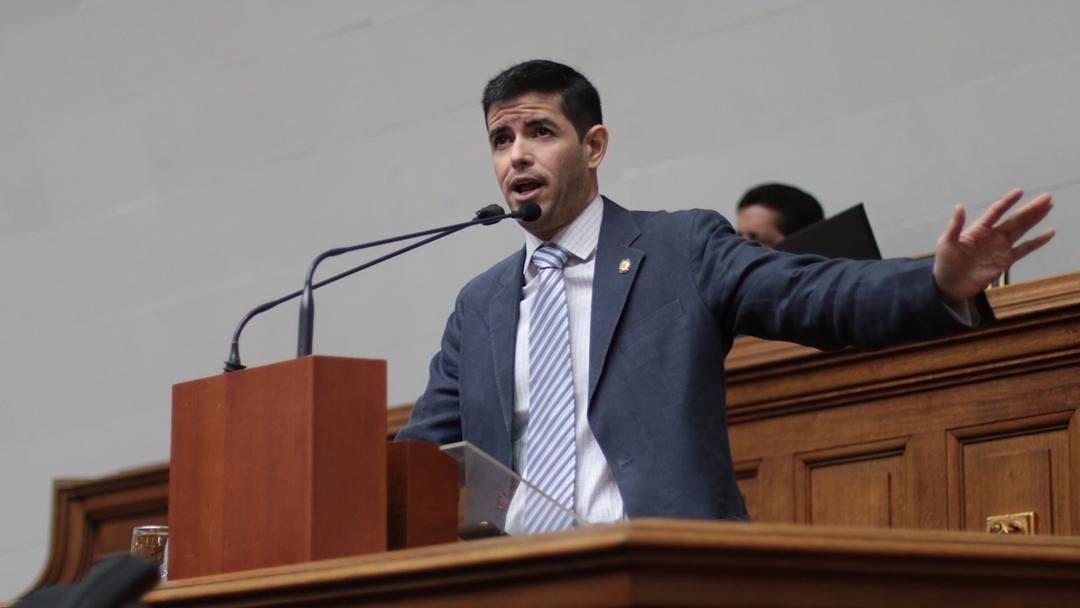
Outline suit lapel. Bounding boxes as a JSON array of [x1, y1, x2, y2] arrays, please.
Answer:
[[489, 248, 525, 438], [588, 198, 643, 405]]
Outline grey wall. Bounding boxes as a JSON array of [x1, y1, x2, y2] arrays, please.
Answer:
[[1, 0, 1076, 597]]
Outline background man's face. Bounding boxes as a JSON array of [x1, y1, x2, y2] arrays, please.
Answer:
[[486, 92, 594, 240], [736, 204, 786, 248]]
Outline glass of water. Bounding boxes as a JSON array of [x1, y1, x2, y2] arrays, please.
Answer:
[[130, 525, 168, 580]]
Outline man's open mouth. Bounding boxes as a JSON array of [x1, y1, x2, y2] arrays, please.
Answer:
[[511, 178, 545, 196]]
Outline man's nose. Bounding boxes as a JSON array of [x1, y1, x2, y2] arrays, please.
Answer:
[[510, 138, 533, 167]]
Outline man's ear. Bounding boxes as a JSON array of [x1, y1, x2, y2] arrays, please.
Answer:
[[583, 124, 609, 169]]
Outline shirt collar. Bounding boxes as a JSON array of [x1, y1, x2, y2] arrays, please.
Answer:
[[523, 194, 603, 273]]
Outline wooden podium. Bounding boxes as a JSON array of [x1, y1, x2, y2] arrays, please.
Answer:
[[144, 520, 1080, 607], [169, 356, 391, 579]]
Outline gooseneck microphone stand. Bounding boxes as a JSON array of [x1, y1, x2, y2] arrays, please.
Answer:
[[223, 203, 539, 372]]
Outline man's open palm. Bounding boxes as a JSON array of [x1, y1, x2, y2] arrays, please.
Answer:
[[933, 189, 1055, 302]]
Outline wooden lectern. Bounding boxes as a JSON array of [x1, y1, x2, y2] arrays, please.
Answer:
[[168, 356, 391, 579]]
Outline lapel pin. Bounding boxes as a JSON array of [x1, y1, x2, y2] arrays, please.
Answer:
[[618, 258, 631, 274]]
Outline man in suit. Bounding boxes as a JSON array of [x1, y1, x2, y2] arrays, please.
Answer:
[[397, 60, 1055, 533]]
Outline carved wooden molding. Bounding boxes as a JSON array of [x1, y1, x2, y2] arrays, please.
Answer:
[[988, 271, 1080, 319], [725, 271, 1080, 423], [726, 271, 1080, 373], [733, 459, 761, 482], [24, 464, 169, 597]]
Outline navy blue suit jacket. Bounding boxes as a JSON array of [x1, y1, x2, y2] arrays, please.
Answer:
[[397, 198, 992, 521]]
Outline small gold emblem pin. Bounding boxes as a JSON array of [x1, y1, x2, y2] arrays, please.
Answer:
[[618, 258, 631, 274]]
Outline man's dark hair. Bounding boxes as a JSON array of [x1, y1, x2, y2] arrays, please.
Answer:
[[737, 183, 825, 235], [482, 59, 602, 140]]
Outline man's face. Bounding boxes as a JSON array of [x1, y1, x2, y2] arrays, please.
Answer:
[[486, 92, 604, 241], [736, 204, 785, 248]]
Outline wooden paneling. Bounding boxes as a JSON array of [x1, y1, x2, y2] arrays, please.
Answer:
[[26, 465, 169, 593], [724, 273, 1080, 423], [727, 272, 1080, 530], [795, 437, 908, 528], [19, 427, 437, 599], [947, 410, 1075, 534]]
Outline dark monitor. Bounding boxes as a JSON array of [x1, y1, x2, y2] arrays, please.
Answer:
[[775, 202, 882, 260]]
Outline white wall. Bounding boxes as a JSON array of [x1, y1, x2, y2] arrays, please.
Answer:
[[1, 0, 1076, 597]]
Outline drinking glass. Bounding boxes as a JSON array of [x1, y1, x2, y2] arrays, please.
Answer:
[[130, 525, 168, 580]]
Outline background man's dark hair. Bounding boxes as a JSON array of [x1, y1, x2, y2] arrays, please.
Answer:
[[737, 183, 825, 235], [482, 59, 602, 140]]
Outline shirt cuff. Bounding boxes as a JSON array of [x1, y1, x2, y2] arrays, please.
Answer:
[[942, 297, 980, 328]]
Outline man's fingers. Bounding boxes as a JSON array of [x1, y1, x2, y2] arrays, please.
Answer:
[[974, 188, 1024, 229], [998, 193, 1053, 242], [1011, 228, 1056, 263], [941, 204, 965, 244]]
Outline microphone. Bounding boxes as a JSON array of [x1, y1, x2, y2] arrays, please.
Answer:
[[476, 203, 505, 225], [222, 203, 539, 371], [514, 202, 541, 222], [296, 201, 540, 357]]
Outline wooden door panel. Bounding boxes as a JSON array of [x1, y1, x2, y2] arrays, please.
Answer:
[[948, 411, 1074, 534], [810, 467, 895, 527], [795, 437, 909, 528]]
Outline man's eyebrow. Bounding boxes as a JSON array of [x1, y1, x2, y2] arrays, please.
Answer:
[[487, 124, 511, 139], [523, 117, 559, 130]]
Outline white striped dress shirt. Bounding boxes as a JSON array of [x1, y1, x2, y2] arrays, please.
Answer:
[[504, 194, 624, 534]]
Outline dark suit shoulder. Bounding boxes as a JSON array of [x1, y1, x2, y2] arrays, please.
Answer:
[[623, 206, 737, 246], [455, 246, 524, 308], [622, 205, 731, 228]]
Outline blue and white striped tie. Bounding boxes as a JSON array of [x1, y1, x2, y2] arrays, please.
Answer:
[[522, 244, 577, 533]]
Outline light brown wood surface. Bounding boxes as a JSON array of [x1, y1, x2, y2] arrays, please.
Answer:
[[726, 272, 1080, 535], [142, 519, 1080, 607], [169, 356, 389, 579]]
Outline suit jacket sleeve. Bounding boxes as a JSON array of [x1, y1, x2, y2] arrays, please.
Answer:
[[687, 210, 994, 350], [395, 293, 465, 445]]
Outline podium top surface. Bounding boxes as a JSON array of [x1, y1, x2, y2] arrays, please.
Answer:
[[145, 520, 1080, 607]]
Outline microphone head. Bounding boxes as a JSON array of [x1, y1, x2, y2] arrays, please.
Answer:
[[514, 202, 542, 222], [474, 204, 506, 225]]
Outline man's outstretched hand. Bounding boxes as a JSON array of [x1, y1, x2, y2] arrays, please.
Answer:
[[933, 188, 1055, 303]]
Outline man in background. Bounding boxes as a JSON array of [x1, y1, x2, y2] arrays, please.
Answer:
[[736, 182, 825, 247]]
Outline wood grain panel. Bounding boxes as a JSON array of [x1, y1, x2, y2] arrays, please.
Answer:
[[969, 448, 1052, 532], [169, 357, 387, 580], [812, 469, 893, 527], [795, 437, 908, 528], [948, 410, 1073, 534]]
